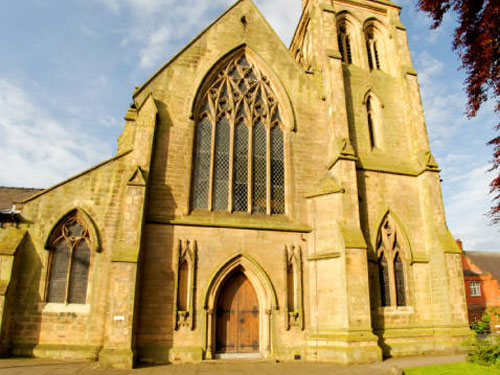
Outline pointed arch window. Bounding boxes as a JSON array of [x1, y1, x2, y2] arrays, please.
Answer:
[[46, 211, 92, 304], [376, 214, 408, 307], [366, 97, 376, 148], [337, 24, 352, 64], [365, 28, 381, 71], [364, 93, 383, 149], [191, 52, 286, 215]]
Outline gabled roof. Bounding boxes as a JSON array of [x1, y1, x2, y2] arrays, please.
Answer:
[[465, 251, 500, 283], [133, 0, 296, 99], [0, 187, 44, 211]]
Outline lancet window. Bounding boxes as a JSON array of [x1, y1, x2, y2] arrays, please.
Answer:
[[365, 28, 381, 71], [46, 211, 91, 304], [191, 53, 285, 215], [364, 93, 383, 149], [366, 97, 376, 148], [338, 24, 352, 64], [376, 214, 407, 307]]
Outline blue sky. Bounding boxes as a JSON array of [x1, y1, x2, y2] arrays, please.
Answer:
[[0, 0, 497, 250]]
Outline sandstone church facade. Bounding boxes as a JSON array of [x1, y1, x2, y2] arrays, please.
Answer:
[[0, 0, 470, 369]]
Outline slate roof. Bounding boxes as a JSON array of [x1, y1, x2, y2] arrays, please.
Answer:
[[465, 251, 500, 282], [0, 187, 44, 211]]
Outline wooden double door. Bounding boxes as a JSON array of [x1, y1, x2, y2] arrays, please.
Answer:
[[216, 271, 259, 353]]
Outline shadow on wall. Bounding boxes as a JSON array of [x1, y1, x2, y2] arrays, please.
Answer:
[[8, 233, 43, 357], [135, 102, 177, 366], [356, 171, 394, 359]]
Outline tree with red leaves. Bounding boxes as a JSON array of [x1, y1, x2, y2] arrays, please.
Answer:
[[417, 0, 500, 223]]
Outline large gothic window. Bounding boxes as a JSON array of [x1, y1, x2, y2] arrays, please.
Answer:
[[46, 211, 91, 304], [191, 53, 285, 215], [376, 214, 408, 307]]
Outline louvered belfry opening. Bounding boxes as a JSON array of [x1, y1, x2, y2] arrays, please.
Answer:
[[46, 211, 91, 304], [337, 24, 352, 64], [365, 28, 381, 71], [191, 52, 285, 215]]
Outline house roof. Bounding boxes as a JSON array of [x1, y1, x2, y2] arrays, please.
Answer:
[[465, 251, 500, 282], [0, 187, 44, 211]]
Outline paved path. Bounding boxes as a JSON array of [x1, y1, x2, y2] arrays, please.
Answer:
[[0, 354, 466, 375]]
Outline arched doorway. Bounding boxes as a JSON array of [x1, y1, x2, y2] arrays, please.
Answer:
[[216, 270, 259, 354], [203, 254, 278, 360]]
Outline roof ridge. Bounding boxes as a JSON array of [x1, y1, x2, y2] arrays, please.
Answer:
[[0, 186, 44, 190]]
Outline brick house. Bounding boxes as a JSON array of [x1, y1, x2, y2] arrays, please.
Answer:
[[0, 0, 470, 369], [458, 240, 500, 332]]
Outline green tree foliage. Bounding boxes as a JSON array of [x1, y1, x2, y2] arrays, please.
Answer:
[[468, 308, 500, 368]]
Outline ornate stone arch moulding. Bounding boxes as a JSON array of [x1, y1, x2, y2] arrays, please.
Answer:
[[190, 44, 296, 132], [202, 253, 278, 359], [370, 209, 428, 264]]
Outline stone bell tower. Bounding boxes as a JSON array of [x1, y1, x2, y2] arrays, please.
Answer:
[[291, 0, 469, 361]]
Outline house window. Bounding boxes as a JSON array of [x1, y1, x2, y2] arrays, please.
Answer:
[[470, 281, 481, 297], [191, 53, 285, 215], [46, 212, 91, 304], [377, 214, 408, 307]]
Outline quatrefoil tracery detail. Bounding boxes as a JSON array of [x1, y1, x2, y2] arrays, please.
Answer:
[[198, 54, 283, 130]]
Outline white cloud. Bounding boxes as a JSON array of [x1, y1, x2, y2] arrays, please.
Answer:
[[96, 0, 300, 70], [139, 25, 172, 69], [255, 0, 302, 45], [96, 0, 120, 13], [0, 79, 112, 188], [444, 166, 499, 250]]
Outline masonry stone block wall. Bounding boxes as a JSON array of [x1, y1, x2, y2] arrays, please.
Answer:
[[0, 0, 470, 369]]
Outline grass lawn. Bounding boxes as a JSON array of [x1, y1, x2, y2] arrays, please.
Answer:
[[404, 362, 500, 375]]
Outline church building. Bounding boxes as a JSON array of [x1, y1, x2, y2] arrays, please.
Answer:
[[0, 0, 470, 369]]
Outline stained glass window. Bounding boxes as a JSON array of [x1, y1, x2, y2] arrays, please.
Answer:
[[252, 121, 267, 214], [192, 117, 212, 209], [379, 253, 391, 307], [394, 253, 406, 306], [47, 241, 71, 303], [47, 212, 91, 304], [377, 215, 408, 307], [191, 52, 286, 215], [271, 126, 285, 214], [233, 121, 248, 212], [213, 117, 230, 211]]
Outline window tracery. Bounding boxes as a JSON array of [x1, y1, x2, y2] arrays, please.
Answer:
[[376, 214, 408, 307], [191, 52, 285, 215], [46, 211, 91, 305]]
